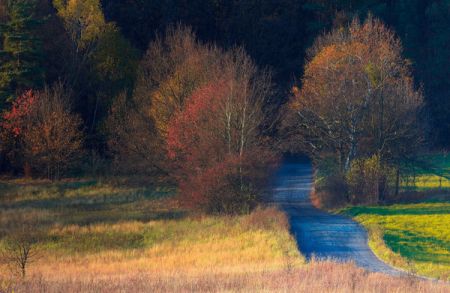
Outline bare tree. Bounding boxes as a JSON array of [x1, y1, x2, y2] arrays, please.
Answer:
[[1, 222, 41, 278]]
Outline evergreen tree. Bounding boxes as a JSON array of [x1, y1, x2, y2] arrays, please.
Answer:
[[0, 0, 44, 108]]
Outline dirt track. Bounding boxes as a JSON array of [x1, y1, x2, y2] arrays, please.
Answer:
[[272, 160, 403, 275]]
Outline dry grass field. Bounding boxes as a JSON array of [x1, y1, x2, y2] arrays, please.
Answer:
[[1, 260, 450, 293], [0, 179, 449, 292]]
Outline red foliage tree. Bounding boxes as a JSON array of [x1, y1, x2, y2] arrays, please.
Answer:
[[167, 77, 276, 214], [1, 90, 36, 176], [1, 86, 83, 179], [1, 90, 36, 137]]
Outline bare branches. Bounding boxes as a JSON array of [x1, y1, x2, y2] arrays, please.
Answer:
[[1, 218, 42, 279]]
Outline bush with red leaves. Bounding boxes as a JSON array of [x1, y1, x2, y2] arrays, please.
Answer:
[[167, 75, 277, 214]]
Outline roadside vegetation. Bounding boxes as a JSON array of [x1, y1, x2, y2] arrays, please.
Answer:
[[281, 15, 450, 283], [282, 16, 424, 209], [341, 201, 450, 280]]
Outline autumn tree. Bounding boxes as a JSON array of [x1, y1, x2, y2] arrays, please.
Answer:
[[167, 48, 276, 214], [137, 25, 221, 139], [105, 92, 163, 174], [1, 85, 83, 179], [53, 0, 138, 132], [106, 25, 221, 174], [0, 89, 35, 175], [284, 16, 423, 203]]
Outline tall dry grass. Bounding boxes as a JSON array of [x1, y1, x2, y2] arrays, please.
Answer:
[[1, 260, 449, 293], [1, 180, 448, 292], [0, 207, 303, 283]]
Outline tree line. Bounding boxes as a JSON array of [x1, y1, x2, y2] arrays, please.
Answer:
[[0, 0, 442, 212], [101, 0, 450, 146]]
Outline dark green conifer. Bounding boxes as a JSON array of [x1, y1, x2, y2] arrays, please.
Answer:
[[0, 0, 44, 108]]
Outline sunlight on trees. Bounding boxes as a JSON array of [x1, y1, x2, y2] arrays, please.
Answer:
[[284, 16, 424, 203], [106, 26, 221, 174]]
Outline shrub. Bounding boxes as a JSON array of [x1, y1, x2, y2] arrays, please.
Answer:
[[178, 153, 275, 214], [314, 173, 349, 208], [346, 155, 395, 204]]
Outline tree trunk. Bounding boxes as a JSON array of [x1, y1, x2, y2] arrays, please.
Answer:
[[378, 175, 386, 204], [395, 168, 400, 196], [23, 162, 31, 178]]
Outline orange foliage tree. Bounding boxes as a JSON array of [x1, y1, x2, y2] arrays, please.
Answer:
[[1, 85, 83, 179], [167, 50, 276, 214], [106, 25, 221, 174], [283, 16, 424, 203], [285, 16, 423, 171]]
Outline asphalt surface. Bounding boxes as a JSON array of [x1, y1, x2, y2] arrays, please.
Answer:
[[272, 160, 404, 275]]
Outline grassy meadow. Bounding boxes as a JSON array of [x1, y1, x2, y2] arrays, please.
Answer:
[[341, 201, 450, 280], [0, 179, 449, 292], [401, 153, 450, 191], [0, 179, 304, 289]]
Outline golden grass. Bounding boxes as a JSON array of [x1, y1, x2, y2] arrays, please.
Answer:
[[0, 178, 174, 203], [1, 179, 449, 292], [1, 260, 449, 293], [0, 205, 303, 280], [406, 174, 450, 190]]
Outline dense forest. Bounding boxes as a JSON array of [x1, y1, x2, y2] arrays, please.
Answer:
[[1, 1, 449, 147]]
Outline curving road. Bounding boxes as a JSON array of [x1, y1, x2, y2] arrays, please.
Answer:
[[272, 160, 403, 275]]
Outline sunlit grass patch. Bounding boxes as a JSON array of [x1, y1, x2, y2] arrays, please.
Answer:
[[404, 174, 450, 190], [0, 179, 302, 281], [401, 153, 450, 191], [0, 179, 176, 210], [0, 206, 303, 279], [341, 202, 450, 280]]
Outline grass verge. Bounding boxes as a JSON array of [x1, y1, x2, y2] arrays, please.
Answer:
[[341, 202, 450, 280]]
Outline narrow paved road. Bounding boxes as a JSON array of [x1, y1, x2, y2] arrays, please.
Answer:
[[272, 160, 403, 275]]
